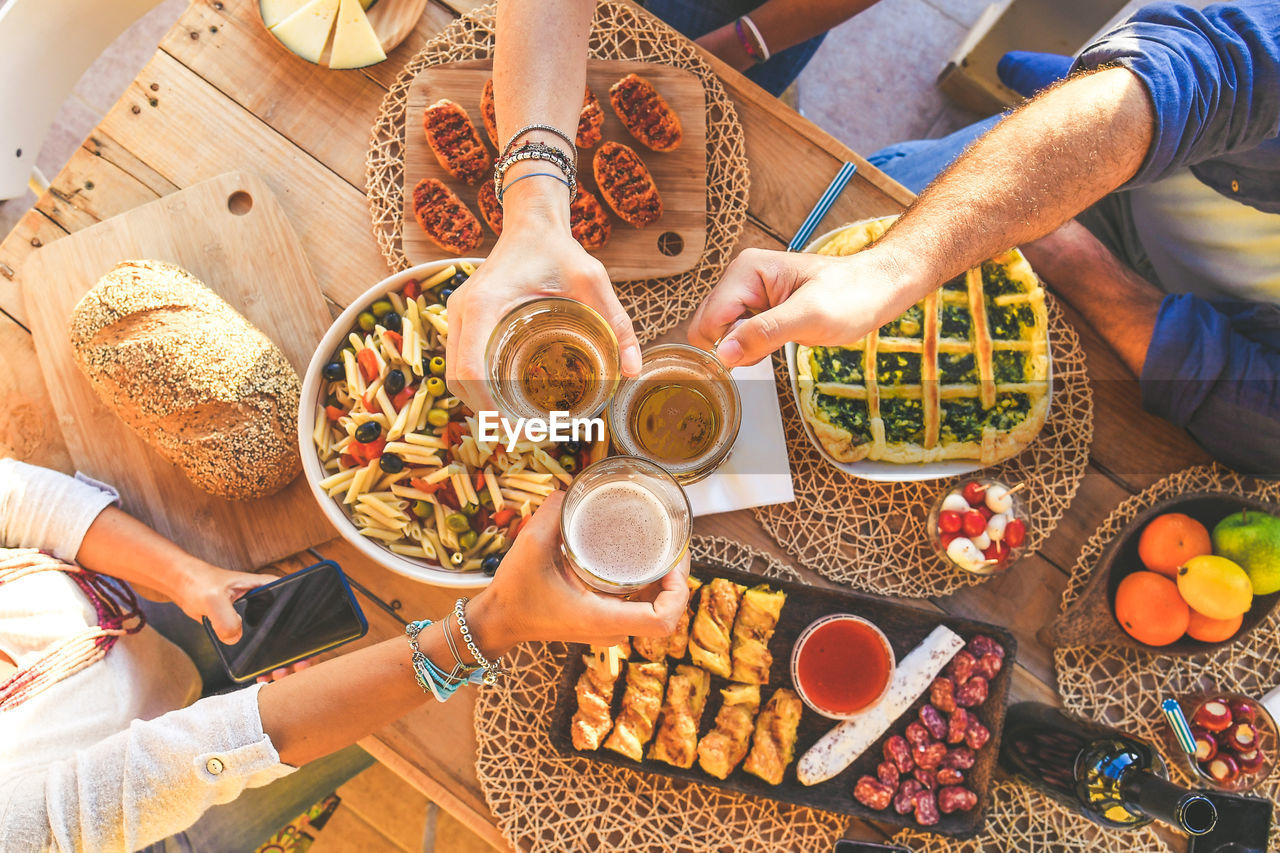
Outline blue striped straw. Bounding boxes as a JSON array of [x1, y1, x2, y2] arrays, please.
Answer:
[[787, 162, 858, 252], [1163, 698, 1198, 755]]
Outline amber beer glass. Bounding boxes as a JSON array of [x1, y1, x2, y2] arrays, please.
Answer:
[[484, 297, 620, 421], [607, 344, 741, 484], [560, 456, 692, 595]]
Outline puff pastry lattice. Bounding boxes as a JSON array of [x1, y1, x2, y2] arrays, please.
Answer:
[[797, 217, 1051, 467]]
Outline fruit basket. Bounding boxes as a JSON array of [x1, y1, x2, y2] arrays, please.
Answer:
[[1041, 493, 1280, 655]]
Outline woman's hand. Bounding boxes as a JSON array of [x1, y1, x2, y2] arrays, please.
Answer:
[[465, 491, 690, 654], [688, 246, 921, 367], [172, 563, 270, 645], [444, 189, 643, 413]]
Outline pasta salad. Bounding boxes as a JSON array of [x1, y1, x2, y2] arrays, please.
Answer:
[[310, 261, 600, 574]]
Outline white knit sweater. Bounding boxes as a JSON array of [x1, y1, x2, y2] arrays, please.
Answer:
[[0, 459, 294, 852]]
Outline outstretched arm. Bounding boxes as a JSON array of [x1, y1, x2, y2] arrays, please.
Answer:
[[445, 0, 643, 412], [692, 66, 1156, 364], [696, 0, 879, 71]]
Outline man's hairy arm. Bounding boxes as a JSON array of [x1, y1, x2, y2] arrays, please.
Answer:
[[694, 66, 1159, 364], [878, 66, 1157, 293]]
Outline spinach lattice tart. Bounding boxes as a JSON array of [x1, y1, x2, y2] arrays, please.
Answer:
[[797, 217, 1050, 467]]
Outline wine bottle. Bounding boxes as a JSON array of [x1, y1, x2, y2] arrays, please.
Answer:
[[999, 702, 1218, 836]]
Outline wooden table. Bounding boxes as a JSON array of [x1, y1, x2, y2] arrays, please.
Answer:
[[0, 0, 1212, 849]]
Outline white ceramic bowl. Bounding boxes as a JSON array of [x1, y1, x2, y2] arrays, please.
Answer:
[[298, 259, 490, 588], [784, 223, 1053, 482]]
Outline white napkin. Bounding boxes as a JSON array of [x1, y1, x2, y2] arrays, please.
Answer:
[[685, 359, 795, 517]]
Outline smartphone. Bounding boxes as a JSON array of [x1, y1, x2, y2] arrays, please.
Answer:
[[834, 842, 912, 853], [1187, 790, 1272, 853], [204, 560, 368, 682]]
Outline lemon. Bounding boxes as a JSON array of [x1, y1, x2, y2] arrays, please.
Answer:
[[1177, 555, 1254, 620]]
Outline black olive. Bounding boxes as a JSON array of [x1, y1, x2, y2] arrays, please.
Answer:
[[379, 453, 404, 473], [381, 312, 402, 333], [355, 421, 382, 443], [560, 439, 583, 454], [385, 369, 406, 395], [481, 555, 502, 576], [322, 361, 344, 381], [439, 287, 455, 302], [450, 271, 469, 287]]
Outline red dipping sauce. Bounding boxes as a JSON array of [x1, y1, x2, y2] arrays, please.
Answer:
[[791, 615, 895, 719]]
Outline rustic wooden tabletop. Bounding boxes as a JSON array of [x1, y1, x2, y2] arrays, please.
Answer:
[[0, 0, 1213, 849]]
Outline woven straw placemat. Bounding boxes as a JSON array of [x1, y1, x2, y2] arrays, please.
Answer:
[[752, 293, 1093, 599], [366, 1, 748, 345], [1055, 464, 1280, 851], [893, 780, 1173, 852], [473, 535, 848, 853]]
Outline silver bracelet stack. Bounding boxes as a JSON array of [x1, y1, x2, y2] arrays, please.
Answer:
[[493, 122, 578, 205], [454, 597, 505, 685]]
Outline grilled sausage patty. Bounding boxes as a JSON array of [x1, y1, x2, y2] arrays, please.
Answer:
[[412, 178, 482, 253]]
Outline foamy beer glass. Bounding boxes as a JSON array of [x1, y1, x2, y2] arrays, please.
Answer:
[[559, 456, 692, 595], [607, 343, 741, 484], [484, 297, 620, 420]]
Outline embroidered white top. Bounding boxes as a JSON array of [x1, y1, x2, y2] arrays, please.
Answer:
[[0, 458, 294, 852]]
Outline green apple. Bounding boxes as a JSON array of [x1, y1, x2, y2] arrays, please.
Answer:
[[1213, 510, 1280, 595]]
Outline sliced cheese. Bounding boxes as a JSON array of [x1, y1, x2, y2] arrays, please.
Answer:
[[329, 0, 386, 69], [260, 0, 308, 28], [269, 0, 340, 64]]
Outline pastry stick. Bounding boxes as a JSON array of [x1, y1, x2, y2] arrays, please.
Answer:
[[648, 665, 711, 769], [570, 646, 627, 752], [603, 661, 668, 762], [688, 578, 745, 678], [633, 576, 703, 663], [729, 585, 786, 684], [742, 688, 803, 786], [697, 683, 761, 780]]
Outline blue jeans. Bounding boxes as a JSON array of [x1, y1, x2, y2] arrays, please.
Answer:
[[643, 0, 825, 95], [137, 602, 375, 853]]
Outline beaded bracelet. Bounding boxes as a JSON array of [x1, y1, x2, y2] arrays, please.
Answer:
[[501, 123, 576, 161], [498, 171, 572, 204], [493, 141, 577, 204], [735, 15, 771, 64], [441, 611, 483, 681], [455, 597, 505, 685], [406, 619, 468, 703]]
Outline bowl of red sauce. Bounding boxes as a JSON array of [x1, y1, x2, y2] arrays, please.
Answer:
[[790, 614, 896, 720]]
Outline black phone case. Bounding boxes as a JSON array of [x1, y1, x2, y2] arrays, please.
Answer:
[[204, 560, 368, 682]]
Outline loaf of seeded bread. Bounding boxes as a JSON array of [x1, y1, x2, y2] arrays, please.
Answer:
[[68, 259, 302, 500]]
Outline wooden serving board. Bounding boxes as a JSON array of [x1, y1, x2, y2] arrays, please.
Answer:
[[549, 563, 1017, 837], [403, 59, 707, 279], [21, 172, 336, 570]]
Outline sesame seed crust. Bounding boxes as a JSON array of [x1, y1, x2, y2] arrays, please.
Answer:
[[68, 259, 302, 500]]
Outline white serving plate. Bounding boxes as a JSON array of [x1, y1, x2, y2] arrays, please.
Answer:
[[298, 259, 491, 587], [783, 224, 1052, 482]]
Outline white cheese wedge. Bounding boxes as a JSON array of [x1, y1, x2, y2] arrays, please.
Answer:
[[269, 0, 340, 64], [260, 0, 308, 28], [329, 0, 386, 69]]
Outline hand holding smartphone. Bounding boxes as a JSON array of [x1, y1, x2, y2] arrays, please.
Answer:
[[204, 560, 368, 682]]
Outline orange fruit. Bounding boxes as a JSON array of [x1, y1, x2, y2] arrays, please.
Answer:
[[1138, 513, 1213, 577], [1114, 570, 1190, 646], [1186, 609, 1243, 643]]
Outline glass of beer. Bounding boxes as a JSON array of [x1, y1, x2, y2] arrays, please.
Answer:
[[485, 297, 620, 422], [560, 456, 692, 595], [607, 343, 741, 484]]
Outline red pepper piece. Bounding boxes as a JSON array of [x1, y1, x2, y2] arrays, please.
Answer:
[[392, 385, 415, 410], [493, 508, 518, 528], [384, 330, 403, 352], [325, 405, 345, 421], [356, 348, 379, 383]]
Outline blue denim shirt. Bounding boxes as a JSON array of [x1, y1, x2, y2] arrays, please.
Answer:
[[1075, 2, 1280, 476], [1075, 1, 1280, 214]]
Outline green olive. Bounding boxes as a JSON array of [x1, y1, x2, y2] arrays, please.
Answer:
[[429, 356, 446, 376], [357, 311, 376, 332], [480, 491, 495, 508], [462, 503, 479, 516], [558, 454, 578, 474], [426, 408, 450, 427], [412, 500, 431, 518], [445, 513, 471, 533], [370, 299, 394, 317], [425, 377, 445, 396], [458, 530, 479, 550]]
